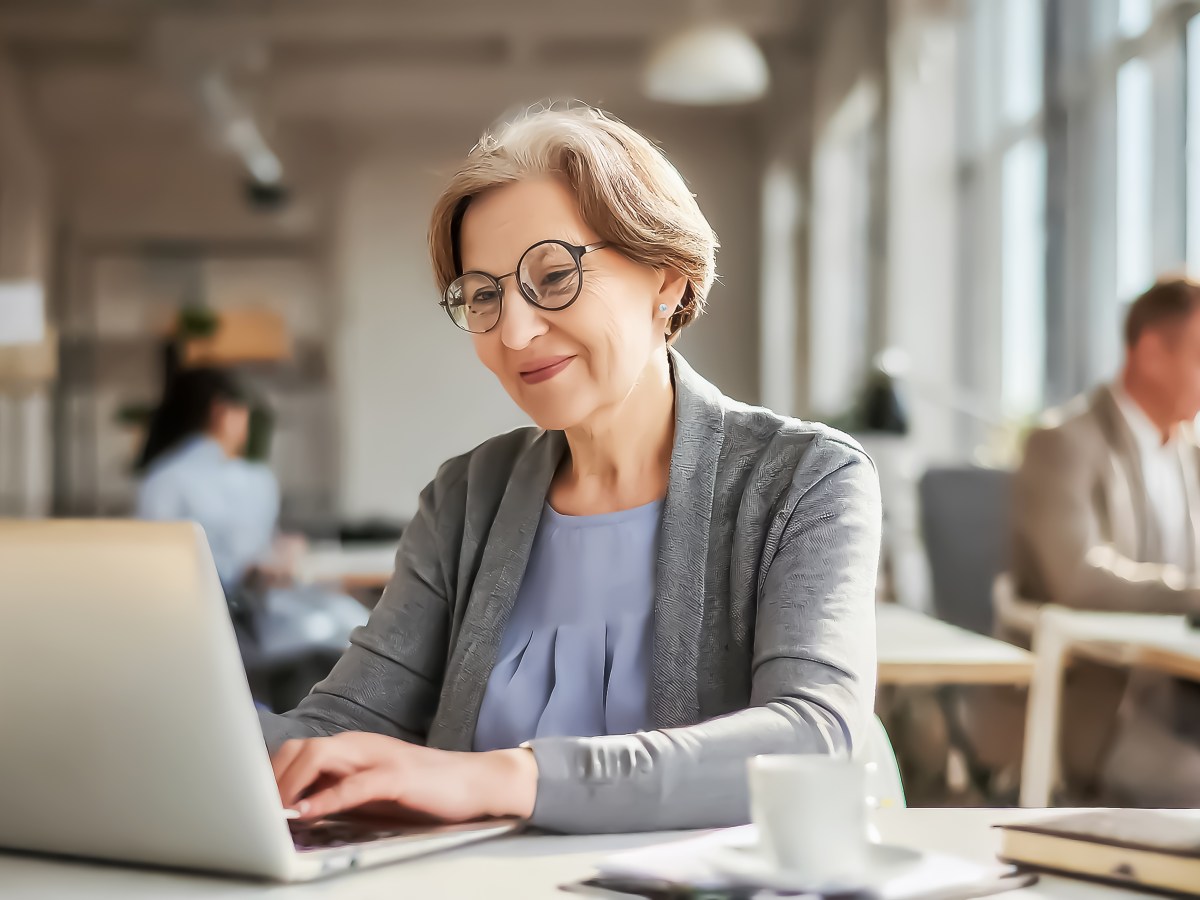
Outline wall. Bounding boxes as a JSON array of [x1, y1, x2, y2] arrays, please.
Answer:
[[885, 0, 960, 462], [757, 56, 813, 419], [811, 0, 887, 143], [0, 56, 50, 280], [804, 0, 888, 419], [44, 124, 343, 517], [334, 110, 764, 520], [54, 126, 335, 244], [881, 0, 961, 610], [333, 128, 523, 521], [0, 51, 54, 516], [802, 0, 961, 459]]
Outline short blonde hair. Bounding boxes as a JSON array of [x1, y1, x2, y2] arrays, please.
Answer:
[[428, 104, 718, 338]]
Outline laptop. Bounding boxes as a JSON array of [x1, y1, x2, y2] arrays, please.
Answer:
[[0, 520, 519, 881]]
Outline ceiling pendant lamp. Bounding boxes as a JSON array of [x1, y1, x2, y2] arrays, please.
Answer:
[[643, 21, 770, 106]]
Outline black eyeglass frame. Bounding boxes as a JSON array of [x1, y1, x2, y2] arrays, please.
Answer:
[[439, 239, 610, 334]]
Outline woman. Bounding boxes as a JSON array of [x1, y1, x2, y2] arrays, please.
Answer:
[[136, 367, 279, 595], [264, 105, 881, 834], [137, 367, 369, 691]]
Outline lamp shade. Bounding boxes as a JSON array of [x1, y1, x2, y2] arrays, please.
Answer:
[[643, 22, 770, 105]]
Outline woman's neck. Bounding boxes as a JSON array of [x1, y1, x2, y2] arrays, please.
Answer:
[[204, 429, 240, 459], [552, 350, 675, 515]]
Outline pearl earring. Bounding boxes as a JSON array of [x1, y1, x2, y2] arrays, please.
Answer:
[[659, 304, 668, 313]]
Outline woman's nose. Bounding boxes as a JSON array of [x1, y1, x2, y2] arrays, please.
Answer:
[[498, 285, 548, 350]]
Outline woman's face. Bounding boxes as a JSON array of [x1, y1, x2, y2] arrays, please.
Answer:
[[457, 176, 685, 431], [210, 401, 250, 456]]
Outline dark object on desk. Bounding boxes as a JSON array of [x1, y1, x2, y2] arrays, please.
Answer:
[[997, 809, 1200, 897], [338, 518, 406, 544], [1188, 611, 1200, 630], [861, 369, 910, 435], [826, 369, 910, 437]]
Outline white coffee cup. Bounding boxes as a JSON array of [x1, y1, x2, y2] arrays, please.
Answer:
[[747, 754, 870, 881]]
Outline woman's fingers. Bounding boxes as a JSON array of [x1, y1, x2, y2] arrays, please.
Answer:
[[294, 772, 386, 821], [274, 738, 357, 809], [270, 738, 306, 784]]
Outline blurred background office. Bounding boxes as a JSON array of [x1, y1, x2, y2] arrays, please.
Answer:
[[2, 0, 1199, 802]]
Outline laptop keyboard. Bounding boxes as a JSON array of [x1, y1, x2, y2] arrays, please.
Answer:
[[290, 817, 433, 852]]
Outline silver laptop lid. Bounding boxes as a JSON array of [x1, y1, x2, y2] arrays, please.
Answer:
[[0, 520, 295, 879]]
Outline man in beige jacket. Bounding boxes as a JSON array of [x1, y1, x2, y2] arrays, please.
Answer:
[[1012, 277, 1200, 805]]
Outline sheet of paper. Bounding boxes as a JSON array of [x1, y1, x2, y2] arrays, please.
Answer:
[[0, 280, 45, 346], [594, 825, 757, 889], [594, 825, 1013, 898]]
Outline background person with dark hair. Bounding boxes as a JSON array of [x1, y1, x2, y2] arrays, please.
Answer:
[[136, 365, 368, 710], [136, 367, 280, 595], [1010, 276, 1200, 805]]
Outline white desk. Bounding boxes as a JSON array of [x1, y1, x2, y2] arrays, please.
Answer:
[[876, 604, 1035, 686], [1021, 608, 1200, 807], [294, 543, 398, 593], [0, 808, 1149, 899]]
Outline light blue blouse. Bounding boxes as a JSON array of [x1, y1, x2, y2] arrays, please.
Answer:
[[136, 435, 280, 594], [472, 498, 663, 752]]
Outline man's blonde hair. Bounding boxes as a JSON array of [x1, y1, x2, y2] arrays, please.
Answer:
[[428, 104, 718, 338]]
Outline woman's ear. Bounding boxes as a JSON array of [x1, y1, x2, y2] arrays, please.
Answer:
[[654, 267, 688, 320]]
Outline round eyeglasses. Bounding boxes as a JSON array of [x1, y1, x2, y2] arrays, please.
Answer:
[[440, 239, 610, 334]]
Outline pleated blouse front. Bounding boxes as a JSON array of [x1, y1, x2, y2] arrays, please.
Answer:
[[471, 499, 662, 752]]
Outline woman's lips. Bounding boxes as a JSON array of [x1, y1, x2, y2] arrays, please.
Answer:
[[518, 356, 575, 384]]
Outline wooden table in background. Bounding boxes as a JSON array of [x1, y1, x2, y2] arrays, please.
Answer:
[[876, 603, 1035, 687], [1020, 608, 1200, 807]]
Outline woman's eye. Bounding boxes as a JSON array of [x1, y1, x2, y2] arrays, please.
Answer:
[[540, 269, 574, 288], [471, 291, 499, 306]]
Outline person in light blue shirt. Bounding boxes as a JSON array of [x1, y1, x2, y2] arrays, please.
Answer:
[[135, 368, 279, 594], [136, 367, 369, 709]]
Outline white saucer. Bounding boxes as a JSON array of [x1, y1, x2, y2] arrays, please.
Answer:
[[709, 840, 923, 894]]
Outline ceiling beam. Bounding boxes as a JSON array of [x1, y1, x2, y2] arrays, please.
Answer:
[[0, 0, 810, 46], [28, 61, 759, 130]]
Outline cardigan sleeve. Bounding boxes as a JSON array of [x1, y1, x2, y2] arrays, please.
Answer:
[[257, 474, 452, 752]]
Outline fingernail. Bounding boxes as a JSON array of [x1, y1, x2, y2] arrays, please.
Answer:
[[296, 801, 309, 815]]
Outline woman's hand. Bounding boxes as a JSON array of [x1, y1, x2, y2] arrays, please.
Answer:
[[271, 732, 538, 823]]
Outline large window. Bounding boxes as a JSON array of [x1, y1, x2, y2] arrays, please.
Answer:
[[1116, 56, 1155, 302], [1004, 0, 1044, 124], [808, 80, 879, 418], [958, 0, 1047, 420], [1187, 13, 1200, 269], [958, 0, 1196, 406], [1001, 138, 1048, 417], [1070, 0, 1187, 378]]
